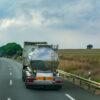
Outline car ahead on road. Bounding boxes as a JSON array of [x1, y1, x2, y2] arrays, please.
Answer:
[[22, 42, 63, 89]]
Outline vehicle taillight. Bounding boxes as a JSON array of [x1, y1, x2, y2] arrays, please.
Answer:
[[27, 78, 34, 82], [56, 80, 62, 83]]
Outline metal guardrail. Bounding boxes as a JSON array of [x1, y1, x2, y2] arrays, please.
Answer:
[[58, 70, 100, 89]]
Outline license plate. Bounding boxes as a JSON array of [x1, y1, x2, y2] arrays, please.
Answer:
[[36, 77, 44, 80], [46, 77, 53, 80]]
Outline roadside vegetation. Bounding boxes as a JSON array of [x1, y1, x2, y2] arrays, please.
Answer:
[[58, 49, 100, 83], [0, 43, 100, 83], [0, 43, 22, 57]]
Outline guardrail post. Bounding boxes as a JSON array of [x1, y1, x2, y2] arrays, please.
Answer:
[[88, 84, 91, 89], [73, 78, 75, 83], [80, 81, 82, 86], [67, 76, 69, 80]]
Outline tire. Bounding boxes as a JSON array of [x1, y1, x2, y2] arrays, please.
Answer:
[[22, 76, 25, 82], [22, 70, 26, 82], [22, 72, 26, 82], [55, 85, 62, 90], [25, 83, 31, 89]]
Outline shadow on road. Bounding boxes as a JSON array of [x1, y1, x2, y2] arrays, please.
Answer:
[[26, 86, 62, 91]]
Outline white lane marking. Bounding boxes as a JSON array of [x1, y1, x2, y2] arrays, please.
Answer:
[[10, 80, 13, 86], [10, 72, 12, 76], [7, 97, 11, 100], [65, 94, 75, 100]]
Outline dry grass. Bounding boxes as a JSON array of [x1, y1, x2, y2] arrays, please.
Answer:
[[58, 49, 100, 82]]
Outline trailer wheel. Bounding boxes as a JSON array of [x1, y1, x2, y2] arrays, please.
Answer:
[[25, 83, 31, 89], [55, 85, 62, 90], [22, 76, 25, 82]]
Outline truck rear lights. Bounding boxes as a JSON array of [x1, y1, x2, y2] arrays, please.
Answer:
[[56, 80, 62, 83], [36, 77, 44, 80], [46, 77, 53, 80], [27, 78, 34, 82]]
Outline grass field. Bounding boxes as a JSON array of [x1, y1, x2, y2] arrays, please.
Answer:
[[58, 49, 100, 83]]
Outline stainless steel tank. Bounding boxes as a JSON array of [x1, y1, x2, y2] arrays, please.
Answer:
[[28, 47, 59, 72]]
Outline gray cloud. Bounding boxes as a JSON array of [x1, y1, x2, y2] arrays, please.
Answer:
[[0, 0, 100, 48]]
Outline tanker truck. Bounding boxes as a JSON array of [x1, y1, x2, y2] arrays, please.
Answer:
[[22, 42, 63, 89]]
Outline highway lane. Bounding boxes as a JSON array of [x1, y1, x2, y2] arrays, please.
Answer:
[[0, 58, 100, 100]]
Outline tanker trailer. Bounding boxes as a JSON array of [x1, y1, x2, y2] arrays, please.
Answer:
[[22, 42, 63, 89]]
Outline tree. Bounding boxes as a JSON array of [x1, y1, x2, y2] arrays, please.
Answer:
[[0, 43, 23, 56], [87, 44, 93, 49], [16, 50, 22, 56]]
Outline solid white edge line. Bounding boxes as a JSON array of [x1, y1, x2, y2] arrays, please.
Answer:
[[10, 80, 13, 86], [65, 94, 75, 100], [7, 97, 11, 100]]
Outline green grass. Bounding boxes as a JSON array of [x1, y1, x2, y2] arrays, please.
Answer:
[[58, 49, 100, 55]]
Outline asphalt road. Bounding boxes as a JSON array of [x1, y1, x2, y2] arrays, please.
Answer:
[[0, 58, 100, 100]]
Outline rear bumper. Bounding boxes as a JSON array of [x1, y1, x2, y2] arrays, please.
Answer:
[[25, 83, 62, 89], [25, 80, 62, 86]]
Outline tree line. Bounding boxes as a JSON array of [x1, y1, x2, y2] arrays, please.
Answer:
[[0, 43, 22, 57]]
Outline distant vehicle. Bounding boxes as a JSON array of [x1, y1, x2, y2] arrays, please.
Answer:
[[22, 42, 63, 89]]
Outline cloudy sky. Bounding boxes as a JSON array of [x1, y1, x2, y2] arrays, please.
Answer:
[[0, 0, 100, 48]]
